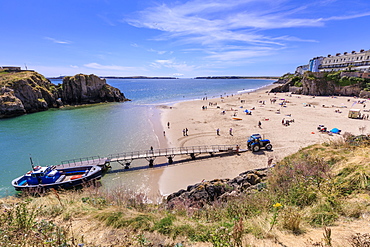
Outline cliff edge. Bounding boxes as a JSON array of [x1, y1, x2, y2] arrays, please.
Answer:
[[0, 71, 128, 118]]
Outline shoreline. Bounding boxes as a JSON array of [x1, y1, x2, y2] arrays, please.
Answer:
[[157, 84, 369, 196]]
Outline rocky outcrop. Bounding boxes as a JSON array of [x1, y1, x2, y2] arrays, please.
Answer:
[[270, 72, 365, 96], [166, 168, 269, 209], [60, 74, 127, 105], [300, 72, 362, 96], [359, 90, 370, 98], [0, 72, 128, 118], [0, 88, 26, 118]]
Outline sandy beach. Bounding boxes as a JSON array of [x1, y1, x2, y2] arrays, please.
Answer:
[[158, 84, 370, 196]]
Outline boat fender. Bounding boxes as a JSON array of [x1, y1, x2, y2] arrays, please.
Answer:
[[34, 166, 42, 170]]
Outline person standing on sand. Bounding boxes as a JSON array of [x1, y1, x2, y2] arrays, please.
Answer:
[[183, 129, 186, 136], [216, 128, 220, 136], [229, 128, 233, 136], [185, 128, 188, 136], [167, 122, 170, 129], [258, 121, 262, 128]]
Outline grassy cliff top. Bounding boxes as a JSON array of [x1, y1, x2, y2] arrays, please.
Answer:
[[0, 70, 48, 87], [1, 135, 369, 246]]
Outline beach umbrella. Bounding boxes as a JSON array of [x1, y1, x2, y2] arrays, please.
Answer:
[[244, 109, 250, 113]]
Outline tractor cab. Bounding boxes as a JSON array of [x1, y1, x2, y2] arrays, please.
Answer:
[[247, 134, 272, 152]]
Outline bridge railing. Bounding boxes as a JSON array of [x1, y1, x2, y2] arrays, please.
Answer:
[[108, 145, 237, 161], [59, 156, 105, 167]]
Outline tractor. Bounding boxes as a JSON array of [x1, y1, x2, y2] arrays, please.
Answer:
[[247, 134, 272, 152]]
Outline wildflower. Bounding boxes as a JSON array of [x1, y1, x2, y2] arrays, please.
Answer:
[[273, 202, 283, 208]]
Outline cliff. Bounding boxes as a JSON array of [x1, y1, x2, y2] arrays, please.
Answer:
[[270, 71, 370, 97], [0, 71, 128, 118], [60, 74, 127, 105]]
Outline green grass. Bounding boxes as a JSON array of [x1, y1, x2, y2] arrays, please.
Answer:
[[1, 134, 369, 245]]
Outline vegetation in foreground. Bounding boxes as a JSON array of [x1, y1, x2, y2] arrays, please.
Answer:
[[1, 133, 370, 246]]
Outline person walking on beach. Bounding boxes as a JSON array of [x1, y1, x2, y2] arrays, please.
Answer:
[[216, 128, 220, 136], [167, 122, 170, 129], [229, 128, 233, 136], [185, 128, 188, 136], [183, 129, 186, 136], [258, 121, 262, 128]]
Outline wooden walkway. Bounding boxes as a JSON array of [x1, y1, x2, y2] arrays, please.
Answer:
[[56, 145, 243, 170]]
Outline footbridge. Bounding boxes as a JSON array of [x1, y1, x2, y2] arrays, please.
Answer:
[[109, 144, 243, 169], [57, 145, 244, 170]]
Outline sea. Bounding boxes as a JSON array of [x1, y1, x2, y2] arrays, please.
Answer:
[[0, 78, 274, 198]]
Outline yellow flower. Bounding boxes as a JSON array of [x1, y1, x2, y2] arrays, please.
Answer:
[[273, 203, 282, 208]]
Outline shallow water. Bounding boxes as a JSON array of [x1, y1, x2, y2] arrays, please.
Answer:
[[0, 78, 273, 197]]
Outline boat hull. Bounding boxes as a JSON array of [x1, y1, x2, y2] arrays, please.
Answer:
[[12, 165, 103, 192]]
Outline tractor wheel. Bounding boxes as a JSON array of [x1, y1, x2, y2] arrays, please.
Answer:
[[252, 144, 260, 152], [265, 143, 272, 151]]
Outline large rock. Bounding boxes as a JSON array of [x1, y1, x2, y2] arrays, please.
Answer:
[[0, 88, 26, 118], [166, 168, 269, 209], [0, 72, 128, 118], [301, 72, 362, 96], [61, 74, 127, 105]]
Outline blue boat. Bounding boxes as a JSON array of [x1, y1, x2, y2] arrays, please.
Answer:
[[12, 164, 103, 192]]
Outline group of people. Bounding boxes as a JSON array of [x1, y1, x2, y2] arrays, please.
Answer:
[[183, 128, 189, 136], [216, 128, 233, 136]]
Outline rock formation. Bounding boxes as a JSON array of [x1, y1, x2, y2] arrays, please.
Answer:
[[166, 168, 269, 209], [300, 72, 362, 96], [60, 74, 126, 105], [270, 72, 369, 96], [0, 71, 128, 118]]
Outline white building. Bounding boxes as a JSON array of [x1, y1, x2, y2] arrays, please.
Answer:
[[296, 49, 370, 74]]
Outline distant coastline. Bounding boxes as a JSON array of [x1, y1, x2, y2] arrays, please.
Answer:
[[194, 76, 279, 80], [48, 76, 178, 80], [47, 75, 279, 80]]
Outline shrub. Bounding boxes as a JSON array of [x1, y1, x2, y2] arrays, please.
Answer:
[[153, 215, 175, 234]]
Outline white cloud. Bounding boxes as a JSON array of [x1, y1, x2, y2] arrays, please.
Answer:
[[126, 0, 370, 64], [44, 37, 71, 44], [150, 59, 196, 72], [148, 48, 167, 55], [84, 63, 135, 71], [70, 65, 79, 69]]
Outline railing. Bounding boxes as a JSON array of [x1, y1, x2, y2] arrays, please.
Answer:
[[60, 156, 106, 167], [108, 145, 237, 161]]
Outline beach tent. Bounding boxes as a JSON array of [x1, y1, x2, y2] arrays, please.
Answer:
[[244, 109, 250, 113], [330, 128, 340, 134], [348, 109, 361, 119]]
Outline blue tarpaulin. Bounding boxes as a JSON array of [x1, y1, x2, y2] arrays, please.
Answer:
[[330, 128, 340, 134]]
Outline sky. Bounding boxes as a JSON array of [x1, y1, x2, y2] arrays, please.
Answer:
[[1, 0, 370, 78]]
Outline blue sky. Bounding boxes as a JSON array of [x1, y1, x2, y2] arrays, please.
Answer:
[[1, 0, 370, 78]]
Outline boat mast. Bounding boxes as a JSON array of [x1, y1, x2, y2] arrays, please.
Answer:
[[29, 155, 34, 169]]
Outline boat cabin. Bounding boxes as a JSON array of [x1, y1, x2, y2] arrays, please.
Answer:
[[25, 166, 62, 185]]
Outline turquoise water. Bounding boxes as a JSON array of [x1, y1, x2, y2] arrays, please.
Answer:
[[0, 78, 273, 197]]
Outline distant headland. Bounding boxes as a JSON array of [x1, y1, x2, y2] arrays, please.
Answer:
[[47, 76, 178, 80], [194, 76, 279, 79]]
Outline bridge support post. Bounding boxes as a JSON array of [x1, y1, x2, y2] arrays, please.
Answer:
[[168, 156, 173, 164], [149, 159, 154, 167], [125, 163, 130, 169], [190, 153, 196, 160], [209, 152, 214, 157]]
